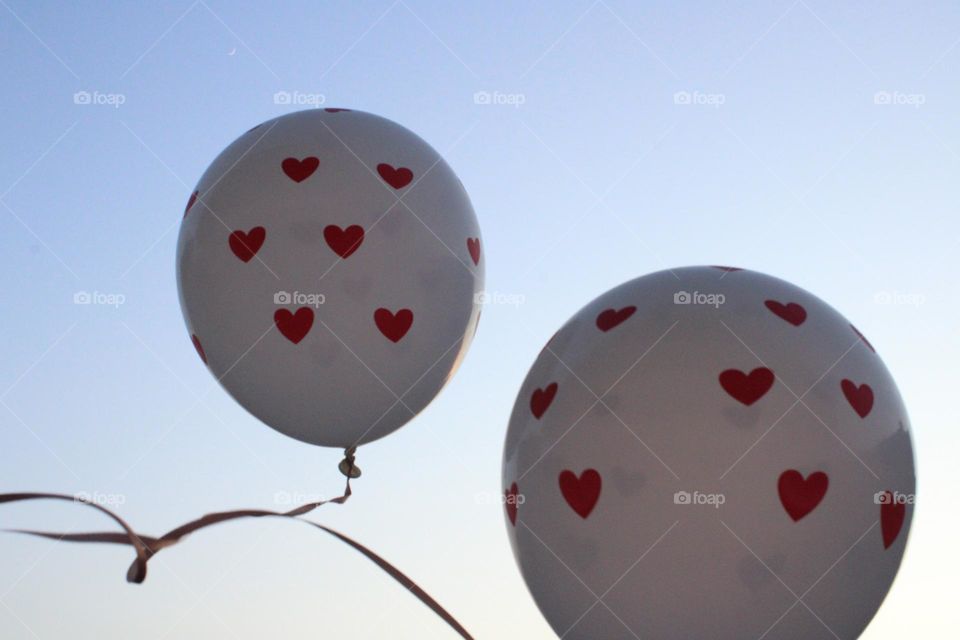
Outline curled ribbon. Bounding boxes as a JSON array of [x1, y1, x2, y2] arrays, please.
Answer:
[[0, 473, 473, 639]]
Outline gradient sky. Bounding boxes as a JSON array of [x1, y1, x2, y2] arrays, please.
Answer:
[[1, 1, 958, 638]]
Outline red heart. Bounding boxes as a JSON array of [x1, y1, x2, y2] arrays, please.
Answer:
[[719, 367, 775, 406], [183, 190, 198, 218], [281, 156, 320, 183], [530, 383, 558, 419], [324, 225, 365, 259], [879, 491, 906, 549], [559, 469, 602, 519], [596, 306, 636, 332], [851, 324, 876, 353], [467, 237, 481, 265], [191, 334, 206, 364], [228, 227, 266, 262], [374, 308, 413, 343], [505, 482, 520, 526], [841, 379, 873, 418], [274, 308, 314, 344], [765, 300, 807, 326], [778, 470, 829, 521], [377, 163, 413, 189]]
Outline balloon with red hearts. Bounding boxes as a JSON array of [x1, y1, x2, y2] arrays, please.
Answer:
[[177, 109, 483, 448], [502, 266, 914, 640]]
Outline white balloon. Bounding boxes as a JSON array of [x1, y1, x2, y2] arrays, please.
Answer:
[[177, 109, 483, 448], [502, 266, 914, 640]]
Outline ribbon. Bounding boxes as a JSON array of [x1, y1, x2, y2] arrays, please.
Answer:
[[0, 469, 474, 638]]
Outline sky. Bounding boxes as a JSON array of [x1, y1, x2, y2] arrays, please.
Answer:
[[0, 1, 958, 638]]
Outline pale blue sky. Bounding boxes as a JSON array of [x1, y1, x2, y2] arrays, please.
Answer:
[[0, 1, 957, 638]]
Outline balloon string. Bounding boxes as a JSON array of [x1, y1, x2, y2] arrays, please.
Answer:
[[0, 493, 152, 582], [0, 469, 475, 639]]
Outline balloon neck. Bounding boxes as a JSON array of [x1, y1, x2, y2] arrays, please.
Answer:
[[339, 446, 361, 479]]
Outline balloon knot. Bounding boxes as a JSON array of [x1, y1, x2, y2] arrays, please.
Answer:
[[339, 446, 361, 479]]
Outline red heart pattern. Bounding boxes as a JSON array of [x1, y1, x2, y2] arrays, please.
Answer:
[[559, 469, 602, 519], [467, 237, 481, 265], [505, 482, 520, 526], [530, 383, 558, 419], [765, 300, 807, 326], [377, 163, 413, 189], [879, 492, 906, 549], [596, 306, 636, 332], [841, 379, 873, 418], [274, 308, 314, 344], [282, 156, 320, 183], [324, 225, 365, 259], [374, 308, 414, 343], [191, 334, 206, 364], [719, 367, 775, 406], [494, 267, 911, 565], [778, 470, 829, 521], [228, 227, 266, 262], [184, 190, 198, 218], [851, 324, 876, 353]]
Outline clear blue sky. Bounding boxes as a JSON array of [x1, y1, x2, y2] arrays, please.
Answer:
[[0, 1, 957, 638]]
